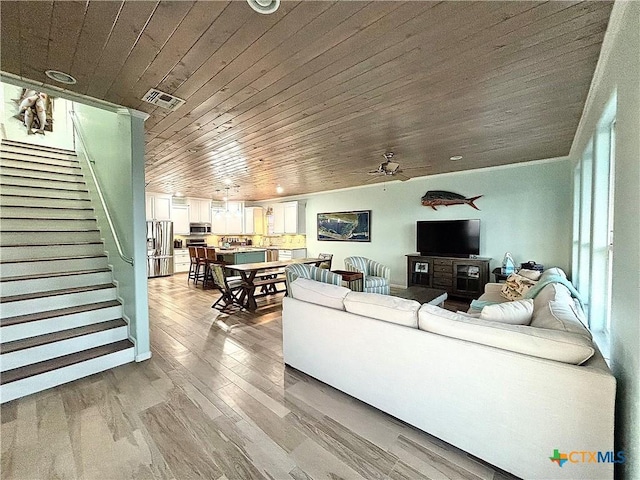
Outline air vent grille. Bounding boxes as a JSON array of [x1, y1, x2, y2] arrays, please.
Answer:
[[142, 88, 186, 111]]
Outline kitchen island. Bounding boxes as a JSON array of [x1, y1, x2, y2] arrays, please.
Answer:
[[217, 248, 267, 265]]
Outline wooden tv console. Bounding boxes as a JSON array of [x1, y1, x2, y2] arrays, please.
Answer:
[[406, 254, 490, 299]]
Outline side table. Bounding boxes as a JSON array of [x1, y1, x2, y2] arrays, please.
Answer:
[[492, 267, 510, 283], [331, 269, 364, 292]]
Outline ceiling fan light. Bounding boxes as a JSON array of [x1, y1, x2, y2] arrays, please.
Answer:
[[247, 0, 280, 14]]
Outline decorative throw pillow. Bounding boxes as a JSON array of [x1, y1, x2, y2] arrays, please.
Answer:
[[501, 273, 538, 300], [480, 299, 534, 325]]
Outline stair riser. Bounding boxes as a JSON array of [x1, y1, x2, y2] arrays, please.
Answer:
[[0, 196, 90, 209], [0, 176, 86, 191], [0, 167, 83, 183], [1, 146, 77, 162], [1, 158, 81, 175], [1, 206, 95, 219], [1, 243, 105, 261], [0, 347, 135, 404], [1, 326, 128, 372], [0, 256, 108, 277], [0, 305, 123, 342], [0, 230, 101, 245], [1, 287, 117, 318], [1, 271, 112, 297], [0, 218, 97, 231]]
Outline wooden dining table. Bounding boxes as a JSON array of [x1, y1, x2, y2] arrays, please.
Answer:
[[227, 257, 324, 311]]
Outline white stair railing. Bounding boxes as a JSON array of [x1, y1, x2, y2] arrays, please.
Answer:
[[69, 111, 134, 266]]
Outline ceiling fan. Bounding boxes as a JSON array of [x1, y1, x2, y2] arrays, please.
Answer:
[[367, 152, 411, 181]]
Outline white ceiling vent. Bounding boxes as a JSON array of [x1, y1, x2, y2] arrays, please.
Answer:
[[142, 89, 185, 111]]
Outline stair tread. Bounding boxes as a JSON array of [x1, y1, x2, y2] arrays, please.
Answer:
[[0, 165, 82, 176], [1, 319, 127, 354], [1, 283, 115, 303], [1, 140, 77, 155], [0, 205, 93, 211], [0, 268, 111, 283], [0, 339, 133, 385], [0, 194, 90, 201], [1, 241, 103, 248], [0, 174, 85, 184], [0, 183, 89, 192], [1, 229, 99, 233], [1, 300, 121, 327], [0, 254, 106, 264]]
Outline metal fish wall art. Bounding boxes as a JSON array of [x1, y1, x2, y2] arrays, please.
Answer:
[[421, 190, 482, 210]]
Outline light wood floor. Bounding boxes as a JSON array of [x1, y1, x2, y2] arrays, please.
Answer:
[[1, 275, 518, 480]]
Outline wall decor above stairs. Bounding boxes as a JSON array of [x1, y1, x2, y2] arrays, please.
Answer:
[[0, 139, 134, 403]]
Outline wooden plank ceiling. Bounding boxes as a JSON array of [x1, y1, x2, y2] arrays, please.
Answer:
[[0, 1, 613, 201]]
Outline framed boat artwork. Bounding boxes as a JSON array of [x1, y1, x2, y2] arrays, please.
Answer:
[[317, 210, 371, 242]]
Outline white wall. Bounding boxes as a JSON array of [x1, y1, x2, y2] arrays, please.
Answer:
[[1, 83, 74, 150], [570, 2, 639, 479], [295, 158, 572, 287]]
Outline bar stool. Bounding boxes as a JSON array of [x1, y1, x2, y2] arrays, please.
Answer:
[[195, 247, 207, 286], [203, 247, 217, 288], [187, 247, 199, 283]]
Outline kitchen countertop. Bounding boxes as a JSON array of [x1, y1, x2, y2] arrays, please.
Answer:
[[217, 248, 267, 253]]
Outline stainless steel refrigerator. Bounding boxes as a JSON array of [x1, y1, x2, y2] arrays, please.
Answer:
[[147, 221, 174, 277]]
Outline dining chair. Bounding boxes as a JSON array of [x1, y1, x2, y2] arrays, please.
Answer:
[[209, 262, 245, 313], [317, 253, 333, 269]]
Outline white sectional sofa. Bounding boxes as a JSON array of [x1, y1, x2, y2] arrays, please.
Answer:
[[282, 273, 616, 480]]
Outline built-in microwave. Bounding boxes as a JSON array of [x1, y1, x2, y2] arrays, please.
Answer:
[[189, 223, 211, 235]]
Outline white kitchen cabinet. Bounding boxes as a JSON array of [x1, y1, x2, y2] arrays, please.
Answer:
[[244, 207, 264, 235], [272, 203, 285, 234], [173, 248, 190, 273], [211, 201, 244, 234], [145, 192, 172, 220], [278, 248, 307, 260], [171, 206, 190, 235], [188, 198, 211, 223], [267, 202, 305, 234]]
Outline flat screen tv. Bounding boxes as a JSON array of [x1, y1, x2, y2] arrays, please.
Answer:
[[417, 219, 480, 257]]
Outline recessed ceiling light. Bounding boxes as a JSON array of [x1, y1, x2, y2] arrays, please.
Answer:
[[450, 155, 463, 161], [174, 192, 184, 197], [276, 185, 284, 194], [45, 70, 77, 85], [247, 0, 280, 14]]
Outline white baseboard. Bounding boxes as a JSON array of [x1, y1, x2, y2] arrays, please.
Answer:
[[135, 351, 152, 362]]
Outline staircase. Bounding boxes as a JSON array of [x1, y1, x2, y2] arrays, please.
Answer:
[[0, 139, 135, 403]]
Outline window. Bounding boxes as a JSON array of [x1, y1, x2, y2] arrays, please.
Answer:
[[572, 94, 616, 355]]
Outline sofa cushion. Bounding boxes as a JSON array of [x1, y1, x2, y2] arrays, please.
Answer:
[[418, 304, 595, 364], [532, 282, 572, 311], [290, 278, 350, 310], [480, 299, 534, 325], [344, 291, 420, 328], [517, 268, 542, 280], [531, 299, 592, 339]]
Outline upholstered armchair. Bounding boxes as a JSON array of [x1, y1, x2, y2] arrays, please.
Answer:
[[284, 264, 342, 297], [344, 256, 391, 294]]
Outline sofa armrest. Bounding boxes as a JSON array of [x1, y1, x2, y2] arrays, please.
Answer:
[[369, 260, 391, 280], [484, 283, 503, 294]]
